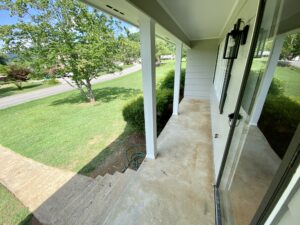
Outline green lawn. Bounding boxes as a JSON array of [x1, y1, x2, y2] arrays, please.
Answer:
[[0, 184, 32, 225], [0, 80, 58, 98], [0, 61, 182, 224], [274, 66, 300, 98], [252, 58, 300, 99], [0, 62, 176, 174]]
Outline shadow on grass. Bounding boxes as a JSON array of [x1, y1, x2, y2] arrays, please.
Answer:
[[78, 124, 145, 177], [50, 87, 141, 105], [17, 124, 145, 225], [0, 83, 43, 98]]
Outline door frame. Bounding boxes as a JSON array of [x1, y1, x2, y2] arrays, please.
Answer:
[[214, 0, 300, 224]]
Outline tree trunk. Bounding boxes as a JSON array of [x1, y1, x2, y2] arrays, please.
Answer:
[[85, 79, 95, 102], [75, 80, 88, 100], [15, 81, 23, 90]]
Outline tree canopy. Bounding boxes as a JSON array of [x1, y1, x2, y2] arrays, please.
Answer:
[[0, 0, 125, 102], [281, 33, 300, 60]]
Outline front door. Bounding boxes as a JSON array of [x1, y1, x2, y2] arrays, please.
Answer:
[[217, 0, 300, 224]]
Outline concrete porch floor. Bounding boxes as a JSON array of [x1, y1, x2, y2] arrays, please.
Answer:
[[103, 98, 215, 225], [0, 98, 215, 225]]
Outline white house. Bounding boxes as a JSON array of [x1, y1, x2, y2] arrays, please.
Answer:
[[16, 0, 299, 224]]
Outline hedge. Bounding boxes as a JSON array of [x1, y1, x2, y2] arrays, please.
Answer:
[[123, 69, 185, 134], [258, 78, 300, 158]]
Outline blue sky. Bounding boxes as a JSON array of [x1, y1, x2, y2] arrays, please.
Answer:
[[0, 7, 139, 48], [0, 9, 32, 25], [0, 7, 139, 31]]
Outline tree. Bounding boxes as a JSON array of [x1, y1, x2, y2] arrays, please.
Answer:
[[0, 55, 7, 65], [0, 0, 122, 102], [7, 64, 30, 89], [280, 33, 300, 60], [155, 38, 175, 63], [118, 30, 140, 64]]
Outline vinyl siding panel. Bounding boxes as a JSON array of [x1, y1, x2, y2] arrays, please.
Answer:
[[184, 39, 219, 99]]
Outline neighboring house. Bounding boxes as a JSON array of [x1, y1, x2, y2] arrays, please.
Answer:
[[160, 54, 175, 60], [19, 0, 298, 224]]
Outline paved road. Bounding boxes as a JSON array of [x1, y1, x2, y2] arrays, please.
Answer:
[[0, 64, 141, 109]]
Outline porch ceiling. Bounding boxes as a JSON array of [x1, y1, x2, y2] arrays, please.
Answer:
[[82, 0, 190, 47], [157, 0, 238, 40]]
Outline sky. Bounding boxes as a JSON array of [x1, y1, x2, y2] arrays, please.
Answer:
[[0, 6, 139, 49], [0, 7, 139, 31]]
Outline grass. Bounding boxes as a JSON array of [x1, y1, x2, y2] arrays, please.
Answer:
[[274, 66, 300, 99], [0, 61, 176, 173], [0, 184, 32, 225], [0, 61, 181, 224], [252, 58, 300, 99], [0, 80, 58, 98]]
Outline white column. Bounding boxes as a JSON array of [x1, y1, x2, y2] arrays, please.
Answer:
[[250, 34, 285, 125], [173, 40, 183, 115], [139, 15, 157, 159]]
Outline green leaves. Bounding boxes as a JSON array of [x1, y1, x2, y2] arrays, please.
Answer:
[[1, 0, 126, 101]]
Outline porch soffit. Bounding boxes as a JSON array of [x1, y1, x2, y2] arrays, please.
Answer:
[[81, 0, 191, 47], [157, 0, 238, 41]]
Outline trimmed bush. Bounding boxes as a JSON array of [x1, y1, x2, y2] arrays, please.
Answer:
[[123, 69, 185, 134], [123, 96, 144, 132], [159, 69, 186, 95], [46, 78, 60, 85], [258, 78, 300, 158]]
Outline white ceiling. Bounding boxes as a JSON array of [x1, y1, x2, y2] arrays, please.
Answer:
[[157, 0, 237, 40]]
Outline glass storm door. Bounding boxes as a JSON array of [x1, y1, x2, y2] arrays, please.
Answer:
[[218, 0, 300, 224]]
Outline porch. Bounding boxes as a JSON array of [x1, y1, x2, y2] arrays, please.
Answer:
[[0, 99, 215, 225], [103, 98, 214, 224]]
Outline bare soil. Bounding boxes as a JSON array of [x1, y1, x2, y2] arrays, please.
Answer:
[[89, 132, 145, 177]]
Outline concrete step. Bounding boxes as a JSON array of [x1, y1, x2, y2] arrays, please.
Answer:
[[33, 175, 94, 225], [101, 169, 138, 225], [81, 169, 136, 225], [53, 173, 117, 225]]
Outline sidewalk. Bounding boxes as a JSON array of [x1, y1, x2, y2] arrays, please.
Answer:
[[0, 64, 141, 109]]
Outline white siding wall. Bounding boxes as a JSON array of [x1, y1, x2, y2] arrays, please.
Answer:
[[184, 39, 219, 99], [210, 0, 259, 180]]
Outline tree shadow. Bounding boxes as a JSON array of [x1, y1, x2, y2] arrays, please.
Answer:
[[0, 83, 43, 98], [17, 124, 145, 225], [50, 87, 141, 106], [78, 124, 145, 177]]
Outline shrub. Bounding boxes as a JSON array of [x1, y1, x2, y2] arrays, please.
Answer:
[[268, 78, 284, 96], [7, 65, 31, 89], [46, 78, 60, 85], [123, 69, 186, 134], [123, 96, 144, 132], [123, 89, 174, 134], [258, 77, 300, 158], [159, 69, 186, 96]]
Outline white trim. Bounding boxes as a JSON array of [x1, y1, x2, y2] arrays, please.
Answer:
[[139, 15, 158, 159], [190, 36, 221, 41], [218, 0, 242, 38], [173, 40, 183, 116], [250, 34, 286, 125], [264, 165, 300, 225], [156, 0, 192, 40]]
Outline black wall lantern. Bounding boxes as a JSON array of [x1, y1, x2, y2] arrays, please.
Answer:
[[223, 18, 250, 59], [219, 18, 250, 114]]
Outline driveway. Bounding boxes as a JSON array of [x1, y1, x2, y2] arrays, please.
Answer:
[[0, 64, 141, 109]]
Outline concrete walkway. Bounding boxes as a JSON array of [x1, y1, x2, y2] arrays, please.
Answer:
[[0, 64, 141, 109], [0, 145, 93, 213], [0, 99, 214, 225]]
